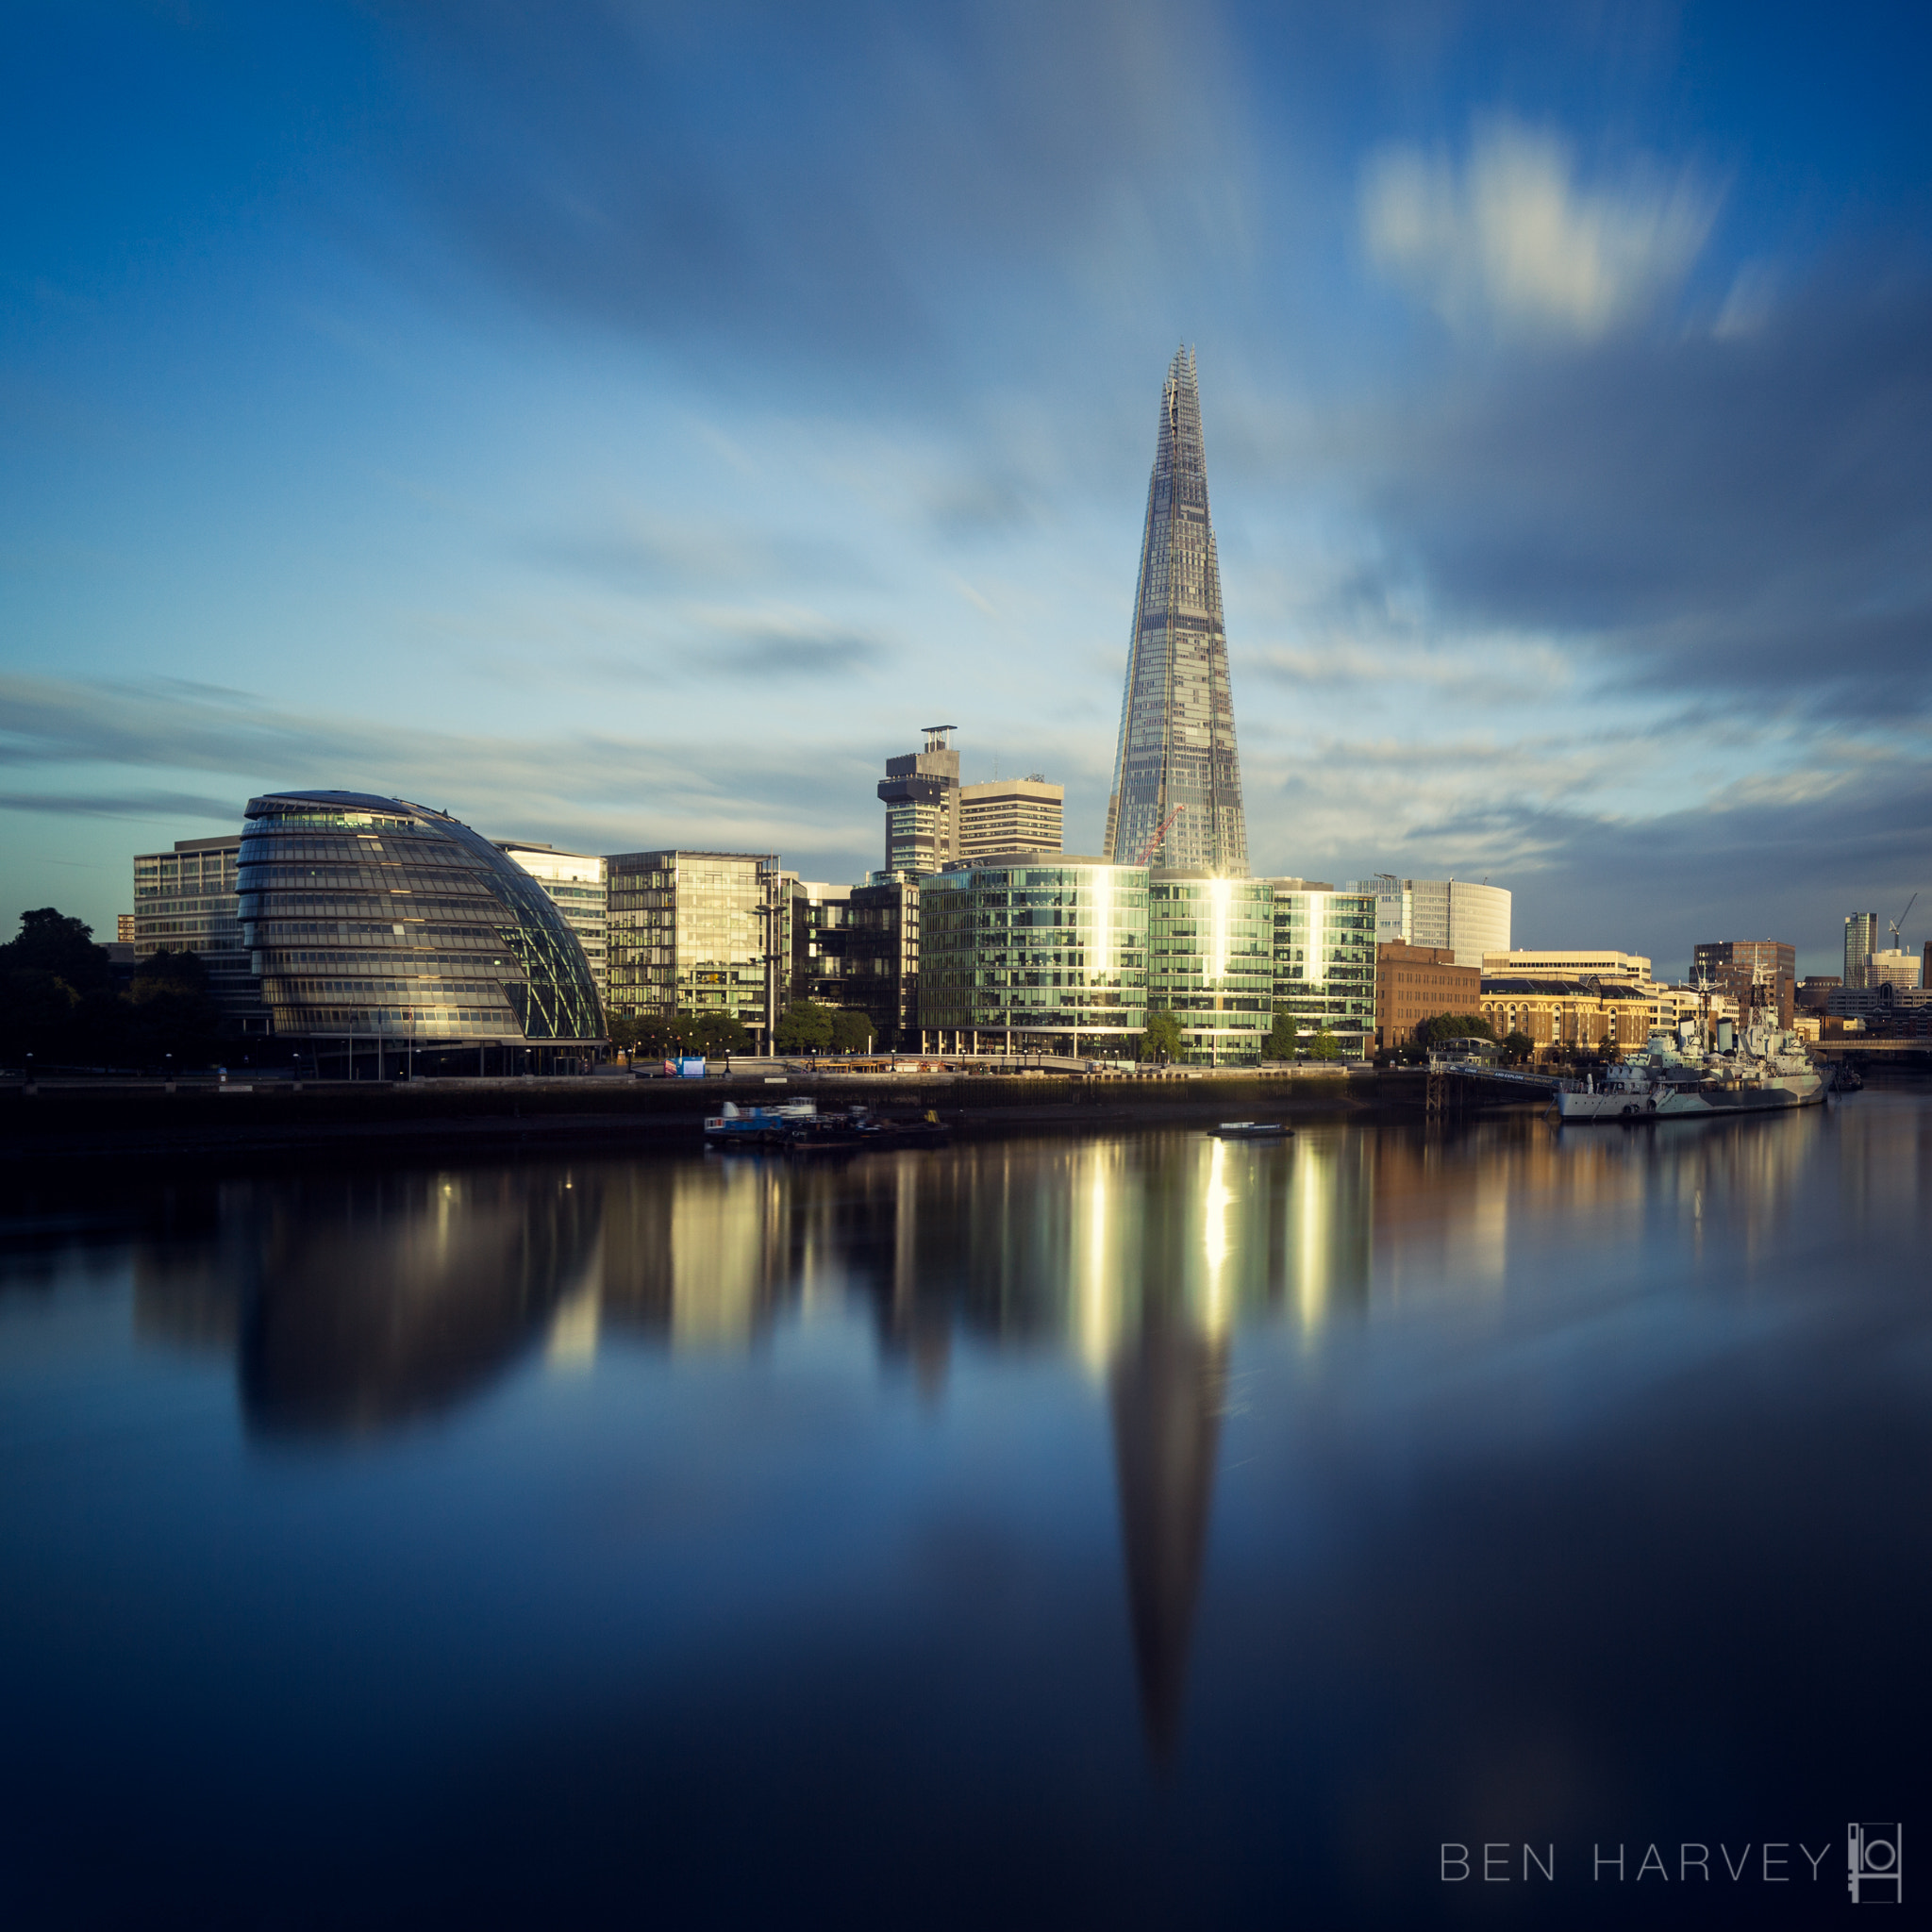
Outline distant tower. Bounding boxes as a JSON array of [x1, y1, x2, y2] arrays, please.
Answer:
[[1844, 912, 1878, 991], [1103, 347, 1248, 874]]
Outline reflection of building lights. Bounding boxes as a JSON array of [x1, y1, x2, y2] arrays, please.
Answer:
[[1295, 1142, 1329, 1332], [1077, 1149, 1119, 1374], [1202, 1137, 1232, 1336]]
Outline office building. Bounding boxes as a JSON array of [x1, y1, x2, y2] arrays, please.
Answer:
[[131, 834, 267, 1031], [1692, 940, 1796, 1027], [1844, 912, 1878, 990], [496, 842, 608, 999], [1379, 942, 1480, 1052], [1483, 949, 1649, 983], [1368, 876, 1510, 969], [1146, 872, 1272, 1062], [1266, 881, 1375, 1058], [799, 873, 921, 1046], [919, 857, 1148, 1056], [1798, 975, 1841, 1010], [1103, 347, 1248, 874], [606, 850, 781, 1046], [1480, 976, 1655, 1059], [958, 776, 1063, 861], [239, 791, 603, 1061], [878, 726, 961, 874], [1868, 947, 1923, 991]]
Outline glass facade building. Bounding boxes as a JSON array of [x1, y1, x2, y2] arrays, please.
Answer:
[[919, 858, 1148, 1054], [801, 873, 921, 1047], [605, 850, 780, 1047], [1146, 873, 1272, 1062], [496, 842, 608, 1000], [238, 791, 604, 1053], [131, 834, 268, 1031], [1104, 347, 1248, 874], [1266, 882, 1376, 1058], [1843, 912, 1878, 991], [1366, 876, 1511, 969]]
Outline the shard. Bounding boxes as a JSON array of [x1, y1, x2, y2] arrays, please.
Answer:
[[1103, 346, 1249, 874]]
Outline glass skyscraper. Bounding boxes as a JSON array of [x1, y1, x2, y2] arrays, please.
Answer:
[[1103, 347, 1248, 875]]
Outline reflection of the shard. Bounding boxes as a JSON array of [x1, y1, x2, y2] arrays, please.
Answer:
[[1109, 1287, 1224, 1766]]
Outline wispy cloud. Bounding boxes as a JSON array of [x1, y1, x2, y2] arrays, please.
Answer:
[[1361, 120, 1718, 341]]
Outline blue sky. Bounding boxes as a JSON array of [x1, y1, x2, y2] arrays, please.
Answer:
[[3, 1, 1928, 977]]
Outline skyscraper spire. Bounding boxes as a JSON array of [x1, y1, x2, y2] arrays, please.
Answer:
[[1103, 346, 1248, 874]]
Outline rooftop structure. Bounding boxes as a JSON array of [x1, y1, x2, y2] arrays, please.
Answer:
[[1103, 348, 1247, 874]]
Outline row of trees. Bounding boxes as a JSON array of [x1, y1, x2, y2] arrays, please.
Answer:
[[1, 908, 226, 1069], [610, 1000, 881, 1061]]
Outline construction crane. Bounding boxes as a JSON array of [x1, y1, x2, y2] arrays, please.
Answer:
[[1134, 804, 1186, 866], [1890, 891, 1918, 951]]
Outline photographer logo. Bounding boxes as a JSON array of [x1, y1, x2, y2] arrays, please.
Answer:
[[1849, 1823, 1901, 1905]]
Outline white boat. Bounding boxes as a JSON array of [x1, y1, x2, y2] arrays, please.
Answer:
[[1556, 1017, 1825, 1123], [1210, 1121, 1290, 1139]]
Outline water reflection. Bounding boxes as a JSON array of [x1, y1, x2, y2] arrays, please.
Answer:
[[107, 1107, 1897, 1764]]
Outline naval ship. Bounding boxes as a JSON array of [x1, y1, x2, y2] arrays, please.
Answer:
[[1555, 1013, 1825, 1123]]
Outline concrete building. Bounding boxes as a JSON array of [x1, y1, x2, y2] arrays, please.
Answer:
[[877, 725, 961, 874], [958, 776, 1063, 861], [605, 850, 781, 1048], [1692, 939, 1796, 1027], [1263, 882, 1375, 1058], [1844, 912, 1878, 991], [131, 833, 267, 1032], [1379, 942, 1480, 1052], [1479, 976, 1656, 1060], [1368, 876, 1510, 969], [1868, 946, 1922, 991], [1483, 949, 1650, 983], [240, 791, 602, 1069], [918, 856, 1148, 1057], [496, 842, 608, 1000]]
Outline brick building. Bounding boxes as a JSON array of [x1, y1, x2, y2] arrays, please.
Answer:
[[1375, 941, 1480, 1051]]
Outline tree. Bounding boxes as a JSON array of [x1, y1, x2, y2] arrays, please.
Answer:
[[828, 1009, 874, 1054], [1307, 1021, 1341, 1061], [0, 908, 110, 993], [1261, 1008, 1297, 1059], [693, 1011, 752, 1058], [774, 999, 835, 1053], [1138, 1008, 1183, 1063], [1417, 1010, 1496, 1047], [1501, 1029, 1534, 1066]]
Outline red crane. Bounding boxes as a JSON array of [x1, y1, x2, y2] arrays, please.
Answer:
[[1134, 804, 1186, 866]]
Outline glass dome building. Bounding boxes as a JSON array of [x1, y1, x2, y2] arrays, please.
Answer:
[[239, 791, 605, 1067]]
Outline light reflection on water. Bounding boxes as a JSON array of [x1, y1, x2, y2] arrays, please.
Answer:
[[5, 1097, 1931, 1927]]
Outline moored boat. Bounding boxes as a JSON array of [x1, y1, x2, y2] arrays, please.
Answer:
[[1555, 1018, 1825, 1124]]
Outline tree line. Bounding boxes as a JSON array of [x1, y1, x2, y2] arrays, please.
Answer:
[[1, 908, 226, 1070]]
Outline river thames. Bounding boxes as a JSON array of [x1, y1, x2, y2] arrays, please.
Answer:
[[3, 1096, 1927, 1927]]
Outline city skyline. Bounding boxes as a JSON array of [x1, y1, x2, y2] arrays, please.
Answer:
[[3, 4, 1928, 980]]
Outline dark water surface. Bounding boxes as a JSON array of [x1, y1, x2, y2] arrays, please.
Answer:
[[3, 1099, 1929, 1928]]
